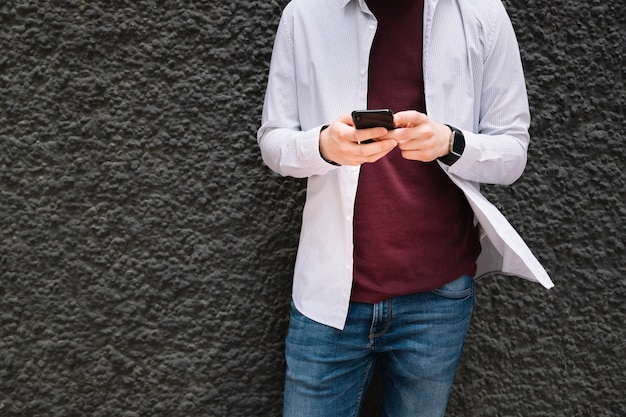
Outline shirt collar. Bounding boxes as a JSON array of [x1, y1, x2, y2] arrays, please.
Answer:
[[344, 0, 438, 8], [342, 0, 371, 12]]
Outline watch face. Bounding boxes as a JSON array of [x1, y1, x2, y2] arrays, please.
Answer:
[[451, 129, 465, 155]]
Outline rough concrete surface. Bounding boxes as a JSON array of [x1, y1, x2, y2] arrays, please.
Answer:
[[0, 0, 623, 416]]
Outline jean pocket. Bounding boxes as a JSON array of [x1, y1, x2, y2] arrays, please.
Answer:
[[431, 275, 474, 299]]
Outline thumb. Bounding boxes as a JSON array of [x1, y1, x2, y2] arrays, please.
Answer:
[[394, 110, 428, 128], [337, 113, 355, 127]]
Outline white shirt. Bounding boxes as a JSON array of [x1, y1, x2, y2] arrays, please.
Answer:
[[258, 0, 554, 330]]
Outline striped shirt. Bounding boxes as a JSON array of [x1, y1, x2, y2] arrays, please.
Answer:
[[258, 0, 553, 330]]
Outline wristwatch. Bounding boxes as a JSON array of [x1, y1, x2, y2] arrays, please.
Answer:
[[319, 124, 340, 166], [438, 125, 465, 165]]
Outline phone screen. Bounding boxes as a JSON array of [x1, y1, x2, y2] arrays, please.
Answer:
[[351, 109, 396, 130]]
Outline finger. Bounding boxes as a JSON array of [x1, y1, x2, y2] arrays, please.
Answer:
[[393, 110, 429, 128], [399, 148, 439, 163], [388, 122, 436, 145], [337, 113, 354, 126], [364, 140, 398, 163], [354, 127, 388, 143], [354, 138, 397, 159]]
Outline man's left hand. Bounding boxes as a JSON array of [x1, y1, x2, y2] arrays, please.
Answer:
[[383, 110, 452, 162]]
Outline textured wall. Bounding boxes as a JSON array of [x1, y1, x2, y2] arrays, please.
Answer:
[[0, 1, 623, 416]]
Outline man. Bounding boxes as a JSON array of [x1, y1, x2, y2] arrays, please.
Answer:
[[257, 0, 554, 416]]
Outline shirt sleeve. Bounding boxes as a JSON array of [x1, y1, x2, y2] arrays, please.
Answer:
[[446, 1, 531, 186], [257, 8, 336, 179]]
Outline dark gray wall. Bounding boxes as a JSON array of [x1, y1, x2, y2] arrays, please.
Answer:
[[0, 1, 623, 416]]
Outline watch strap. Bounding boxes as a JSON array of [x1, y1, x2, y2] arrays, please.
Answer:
[[438, 125, 465, 165], [319, 124, 340, 166]]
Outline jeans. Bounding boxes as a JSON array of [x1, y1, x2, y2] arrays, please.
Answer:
[[283, 275, 474, 417]]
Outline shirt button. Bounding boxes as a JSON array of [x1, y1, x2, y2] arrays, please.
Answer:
[[360, 69, 367, 76], [345, 215, 351, 222], [369, 24, 376, 30]]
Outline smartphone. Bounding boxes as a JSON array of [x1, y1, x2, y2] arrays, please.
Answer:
[[351, 109, 396, 130]]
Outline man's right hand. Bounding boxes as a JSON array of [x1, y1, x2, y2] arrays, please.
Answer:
[[319, 113, 397, 166]]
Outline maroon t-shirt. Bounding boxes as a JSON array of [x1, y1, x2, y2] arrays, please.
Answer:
[[351, 0, 480, 303]]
